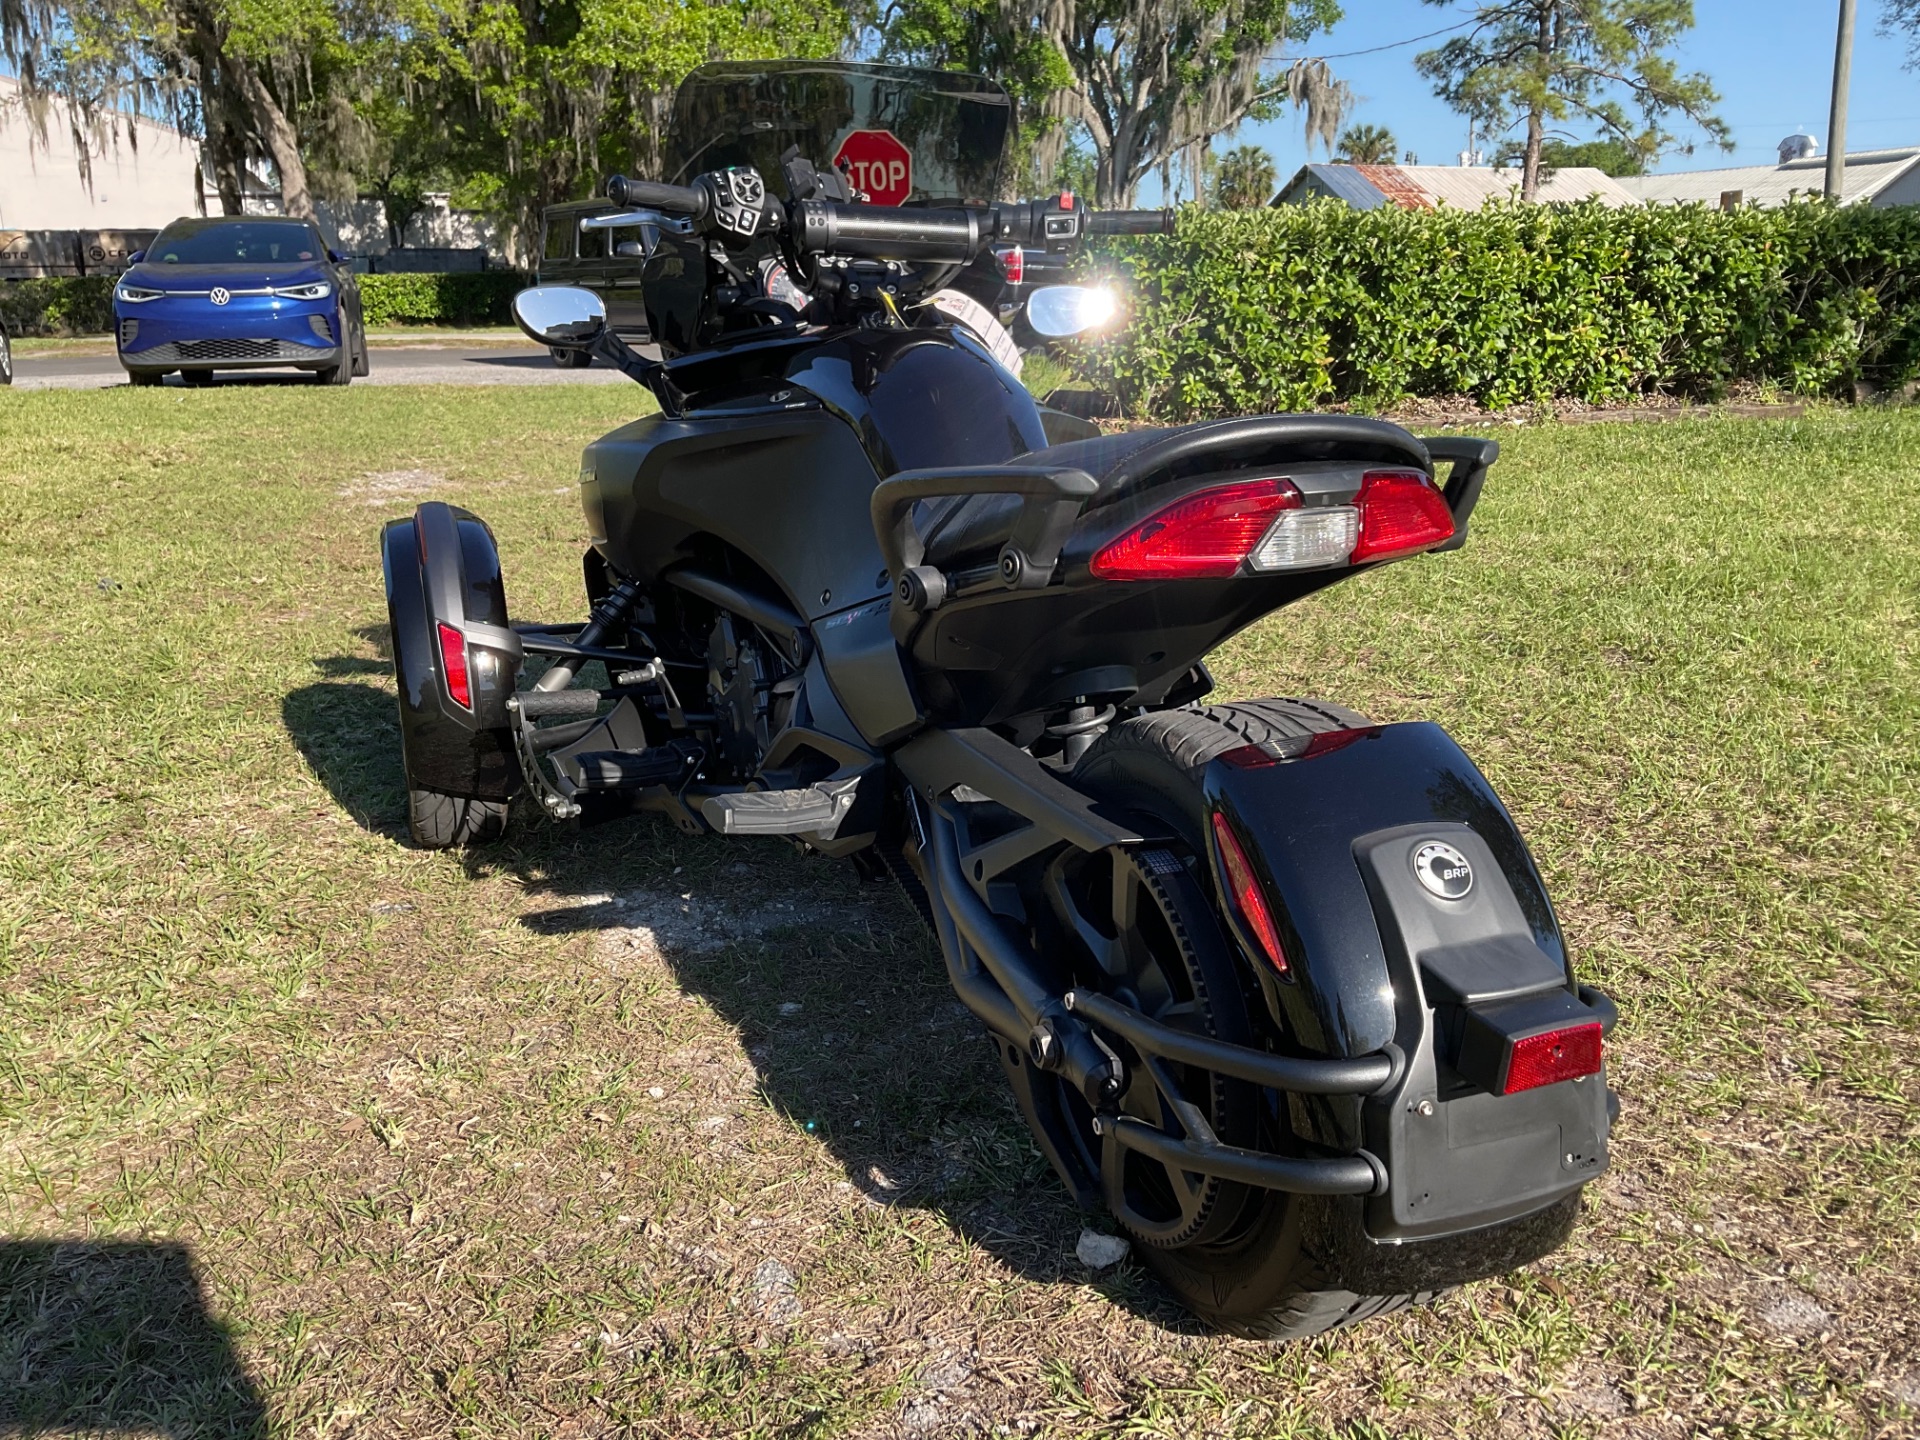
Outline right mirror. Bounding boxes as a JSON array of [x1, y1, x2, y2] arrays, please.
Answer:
[[1026, 285, 1118, 338], [512, 285, 607, 348]]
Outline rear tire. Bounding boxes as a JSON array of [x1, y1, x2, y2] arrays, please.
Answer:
[[1072, 697, 1451, 1341], [406, 788, 509, 848], [551, 346, 592, 369]]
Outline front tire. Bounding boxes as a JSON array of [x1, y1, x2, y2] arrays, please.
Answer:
[[1071, 698, 1452, 1341], [406, 788, 509, 848]]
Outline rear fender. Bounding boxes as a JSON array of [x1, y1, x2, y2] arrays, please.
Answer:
[[1203, 721, 1612, 1240], [381, 501, 524, 799]]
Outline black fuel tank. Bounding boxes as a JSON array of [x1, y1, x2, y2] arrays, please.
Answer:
[[582, 325, 1047, 624]]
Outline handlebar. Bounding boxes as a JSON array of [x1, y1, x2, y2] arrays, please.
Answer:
[[1087, 210, 1175, 237], [794, 201, 980, 262], [604, 175, 709, 219]]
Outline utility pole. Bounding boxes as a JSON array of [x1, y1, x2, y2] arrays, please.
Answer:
[[1826, 0, 1856, 201]]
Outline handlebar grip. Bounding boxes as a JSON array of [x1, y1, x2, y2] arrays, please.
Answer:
[[604, 174, 709, 219], [1087, 210, 1174, 236], [796, 201, 981, 262]]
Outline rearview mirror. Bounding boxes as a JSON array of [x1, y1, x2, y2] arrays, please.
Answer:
[[1026, 285, 1118, 338], [126, 249, 145, 265], [513, 285, 607, 348]]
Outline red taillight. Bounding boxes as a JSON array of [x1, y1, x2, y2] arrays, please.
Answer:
[[1501, 1023, 1603, 1094], [1350, 468, 1455, 564], [437, 621, 472, 709], [1210, 811, 1289, 974], [997, 246, 1025, 284], [1091, 479, 1301, 580]]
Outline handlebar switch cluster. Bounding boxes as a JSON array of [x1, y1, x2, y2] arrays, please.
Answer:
[[708, 167, 768, 242]]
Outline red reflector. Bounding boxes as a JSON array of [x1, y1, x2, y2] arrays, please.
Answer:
[[1091, 479, 1301, 579], [437, 622, 472, 709], [1210, 811, 1289, 974], [1350, 468, 1455, 564], [1502, 1023, 1603, 1094], [998, 246, 1024, 284]]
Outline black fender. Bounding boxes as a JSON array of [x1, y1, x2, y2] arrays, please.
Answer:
[[381, 501, 524, 799], [1203, 721, 1613, 1246]]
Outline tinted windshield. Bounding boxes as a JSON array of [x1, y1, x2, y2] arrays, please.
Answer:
[[149, 222, 321, 265], [666, 61, 1009, 204]]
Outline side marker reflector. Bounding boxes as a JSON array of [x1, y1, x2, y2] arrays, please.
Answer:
[[1210, 810, 1289, 974], [437, 622, 472, 709]]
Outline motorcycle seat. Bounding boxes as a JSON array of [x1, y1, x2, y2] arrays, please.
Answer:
[[914, 413, 1433, 571]]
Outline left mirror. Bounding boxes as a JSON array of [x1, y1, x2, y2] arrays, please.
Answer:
[[513, 285, 607, 348]]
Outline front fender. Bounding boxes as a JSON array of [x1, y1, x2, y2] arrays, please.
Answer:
[[381, 501, 523, 799], [1204, 721, 1612, 1241]]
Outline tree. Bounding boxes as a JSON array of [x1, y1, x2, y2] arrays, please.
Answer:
[[1415, 0, 1728, 202], [1333, 122, 1396, 163], [0, 0, 356, 218], [1212, 142, 1277, 206], [1881, 0, 1920, 68], [1492, 135, 1646, 175], [880, 0, 1351, 208]]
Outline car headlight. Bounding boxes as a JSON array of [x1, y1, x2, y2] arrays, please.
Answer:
[[115, 284, 163, 303], [273, 282, 333, 301]]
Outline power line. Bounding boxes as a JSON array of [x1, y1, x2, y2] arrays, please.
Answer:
[[1303, 17, 1480, 62]]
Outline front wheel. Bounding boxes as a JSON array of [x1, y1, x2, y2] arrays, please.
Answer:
[[406, 788, 508, 847], [1068, 698, 1453, 1341]]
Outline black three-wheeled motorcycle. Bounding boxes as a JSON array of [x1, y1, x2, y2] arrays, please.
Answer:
[[381, 60, 1618, 1339]]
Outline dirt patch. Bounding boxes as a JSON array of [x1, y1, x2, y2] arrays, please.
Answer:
[[338, 468, 447, 506]]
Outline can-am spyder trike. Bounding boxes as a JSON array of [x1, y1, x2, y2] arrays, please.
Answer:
[[380, 61, 1618, 1340]]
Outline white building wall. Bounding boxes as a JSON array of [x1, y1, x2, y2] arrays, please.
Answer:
[[0, 78, 205, 229]]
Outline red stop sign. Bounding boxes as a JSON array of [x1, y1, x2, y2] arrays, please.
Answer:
[[832, 130, 913, 206]]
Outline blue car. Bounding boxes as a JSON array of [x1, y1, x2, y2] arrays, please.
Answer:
[[115, 217, 368, 386]]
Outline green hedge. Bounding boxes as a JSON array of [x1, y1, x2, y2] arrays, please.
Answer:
[[356, 272, 526, 328], [0, 276, 116, 337], [1077, 201, 1920, 416], [0, 270, 526, 336]]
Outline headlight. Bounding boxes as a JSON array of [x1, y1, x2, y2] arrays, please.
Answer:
[[115, 283, 163, 303], [274, 282, 333, 301]]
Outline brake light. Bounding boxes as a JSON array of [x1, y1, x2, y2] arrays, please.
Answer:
[[997, 246, 1024, 284], [1210, 811, 1289, 974], [438, 622, 472, 709], [1091, 479, 1301, 579], [1350, 468, 1455, 564], [1501, 1023, 1603, 1094]]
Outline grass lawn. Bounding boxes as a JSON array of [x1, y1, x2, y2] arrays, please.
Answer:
[[0, 385, 1915, 1438]]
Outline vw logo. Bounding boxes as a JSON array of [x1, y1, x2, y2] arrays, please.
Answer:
[[1412, 840, 1474, 900], [210, 287, 231, 306]]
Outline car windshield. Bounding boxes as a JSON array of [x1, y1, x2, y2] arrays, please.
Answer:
[[665, 61, 1010, 204], [149, 222, 321, 265]]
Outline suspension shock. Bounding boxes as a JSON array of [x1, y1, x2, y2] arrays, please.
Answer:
[[533, 578, 643, 692], [1047, 699, 1115, 765]]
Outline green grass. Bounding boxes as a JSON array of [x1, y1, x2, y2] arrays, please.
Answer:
[[0, 386, 1915, 1437]]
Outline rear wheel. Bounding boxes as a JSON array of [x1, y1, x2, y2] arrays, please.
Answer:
[[1068, 698, 1452, 1341], [550, 345, 593, 369]]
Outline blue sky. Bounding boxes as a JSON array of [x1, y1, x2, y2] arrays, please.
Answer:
[[1145, 0, 1919, 200]]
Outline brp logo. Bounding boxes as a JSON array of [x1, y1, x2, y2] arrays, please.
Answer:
[[1412, 841, 1474, 900], [210, 287, 231, 306]]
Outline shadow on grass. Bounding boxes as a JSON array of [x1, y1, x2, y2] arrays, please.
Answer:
[[282, 675, 408, 838], [0, 1241, 268, 1437], [490, 817, 1204, 1336]]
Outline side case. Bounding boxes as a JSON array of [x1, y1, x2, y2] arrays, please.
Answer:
[[381, 501, 523, 800]]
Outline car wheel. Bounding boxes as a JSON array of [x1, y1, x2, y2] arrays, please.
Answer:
[[563, 348, 593, 370], [317, 357, 351, 386], [127, 369, 162, 387], [180, 369, 215, 387], [0, 325, 13, 386], [351, 327, 371, 377]]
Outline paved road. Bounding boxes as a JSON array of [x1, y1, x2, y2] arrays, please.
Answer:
[[10, 341, 656, 390]]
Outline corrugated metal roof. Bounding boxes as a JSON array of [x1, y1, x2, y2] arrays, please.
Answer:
[[1274, 163, 1640, 210], [1615, 148, 1920, 207]]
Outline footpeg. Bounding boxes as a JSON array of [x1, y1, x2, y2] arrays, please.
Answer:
[[510, 688, 602, 719], [700, 778, 859, 836], [571, 748, 694, 790]]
